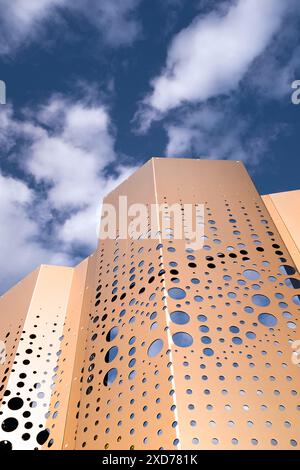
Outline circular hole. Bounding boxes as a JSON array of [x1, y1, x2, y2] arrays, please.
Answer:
[[103, 368, 118, 386], [201, 336, 211, 344], [147, 339, 164, 358], [197, 314, 207, 322], [246, 331, 256, 339], [105, 346, 119, 363], [106, 327, 119, 342], [1, 418, 18, 432], [36, 429, 50, 445], [232, 337, 243, 345], [258, 313, 277, 328], [170, 311, 190, 325], [252, 294, 270, 307], [293, 295, 300, 306], [0, 440, 12, 449], [7, 397, 23, 411], [172, 332, 193, 348], [243, 269, 260, 280], [285, 278, 300, 289], [203, 348, 214, 356], [280, 265, 296, 275], [168, 288, 186, 300], [229, 326, 239, 333]]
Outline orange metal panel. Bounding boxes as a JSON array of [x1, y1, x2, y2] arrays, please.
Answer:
[[42, 258, 89, 450], [262, 191, 300, 272], [152, 159, 300, 449], [73, 158, 300, 450], [60, 253, 97, 450], [1, 158, 300, 450], [0, 268, 39, 407], [0, 265, 74, 449], [75, 159, 178, 450]]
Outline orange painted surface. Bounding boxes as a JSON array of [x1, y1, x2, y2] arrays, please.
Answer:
[[0, 159, 299, 450]]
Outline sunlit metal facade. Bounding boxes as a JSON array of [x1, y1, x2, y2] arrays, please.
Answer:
[[0, 159, 299, 450]]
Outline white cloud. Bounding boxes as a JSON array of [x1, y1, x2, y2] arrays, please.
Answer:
[[136, 0, 291, 130], [165, 102, 283, 165], [78, 0, 141, 47], [27, 99, 115, 209], [0, 0, 65, 54], [59, 166, 136, 247], [246, 26, 300, 100], [0, 95, 135, 292], [166, 107, 222, 156], [0, 0, 141, 54], [0, 171, 70, 292]]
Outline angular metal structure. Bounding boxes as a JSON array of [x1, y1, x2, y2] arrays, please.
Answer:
[[0, 158, 299, 450], [262, 190, 300, 272]]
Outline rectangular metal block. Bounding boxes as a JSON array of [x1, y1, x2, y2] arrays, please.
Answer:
[[262, 190, 300, 272], [73, 158, 300, 450]]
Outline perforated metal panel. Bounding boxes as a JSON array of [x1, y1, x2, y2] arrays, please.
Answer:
[[0, 266, 74, 449], [74, 159, 300, 450], [0, 158, 299, 450]]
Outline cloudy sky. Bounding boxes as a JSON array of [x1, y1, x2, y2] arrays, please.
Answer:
[[0, 0, 300, 292]]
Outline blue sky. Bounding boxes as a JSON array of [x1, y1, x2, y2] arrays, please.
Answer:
[[0, 0, 300, 292]]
